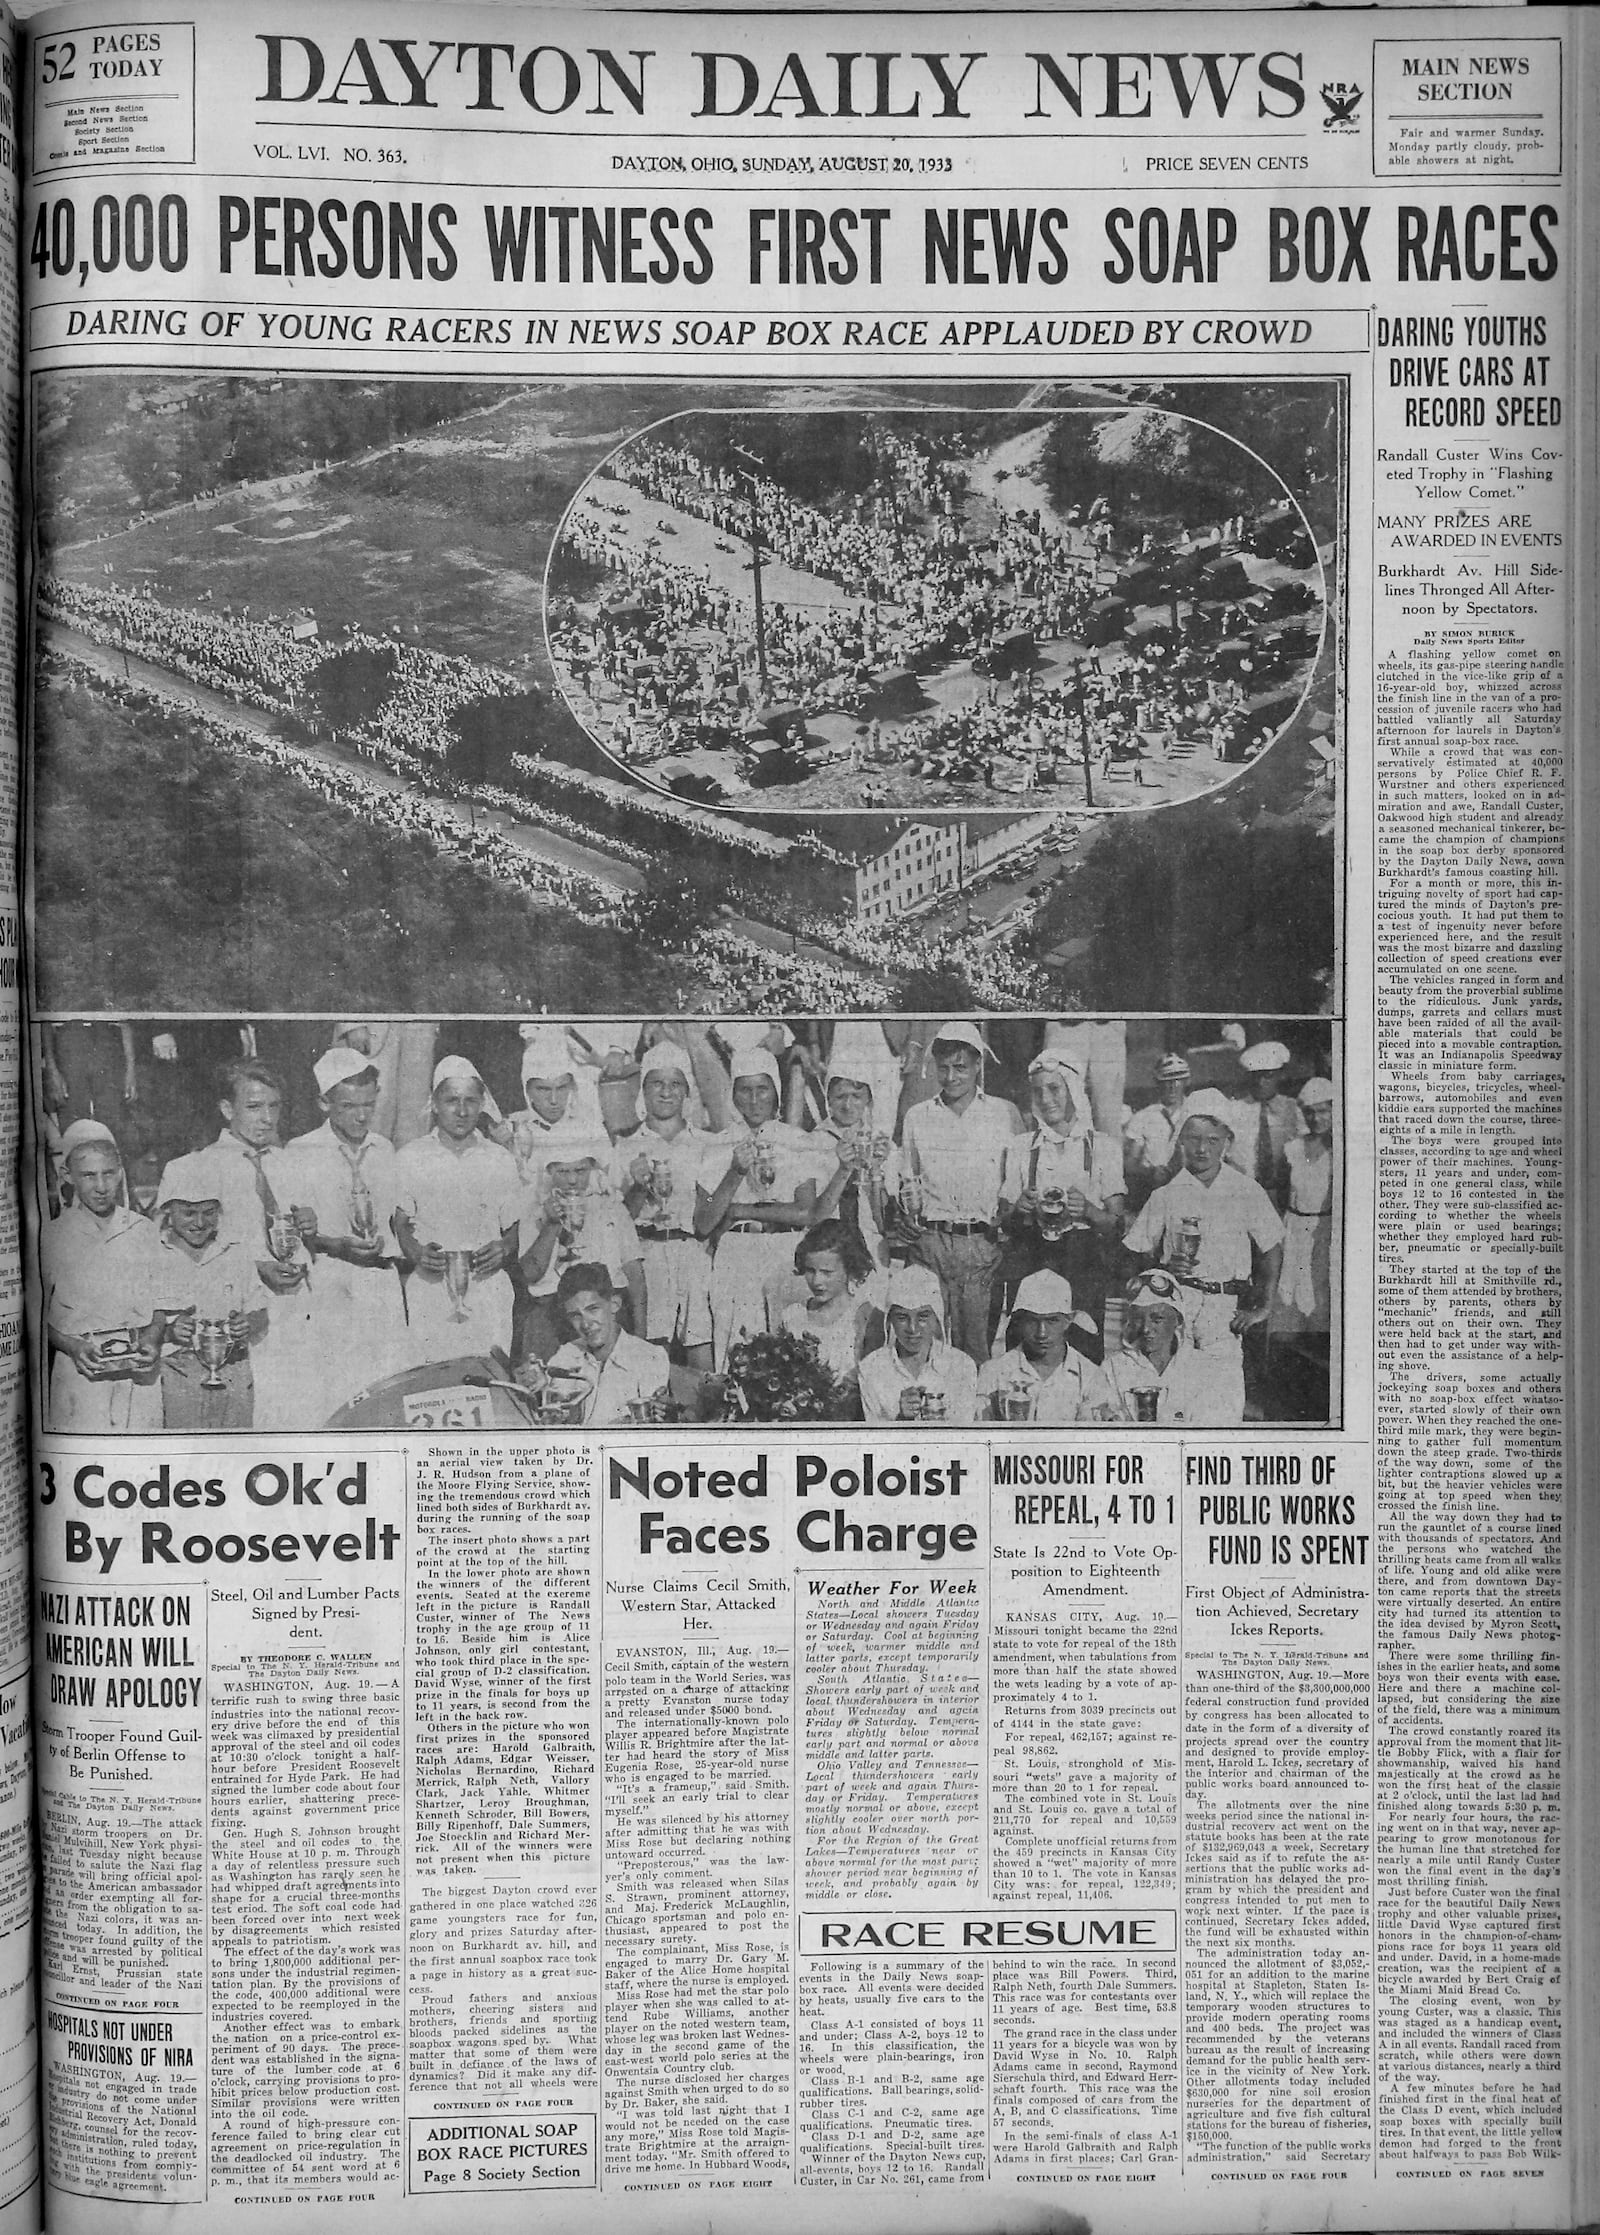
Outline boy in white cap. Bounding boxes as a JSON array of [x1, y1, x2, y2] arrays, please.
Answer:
[[1038, 1017, 1126, 1135], [278, 1048, 408, 1419], [1102, 1268, 1243, 1426], [1000, 1047, 1125, 1348], [1226, 1039, 1303, 1204], [611, 1041, 715, 1368], [517, 1137, 646, 1362], [823, 1022, 903, 1132], [329, 1021, 438, 1149], [1123, 1090, 1284, 1379], [149, 1150, 271, 1431], [858, 1264, 979, 1425], [394, 1057, 523, 1364], [807, 1063, 897, 1286], [978, 1268, 1112, 1424], [43, 1119, 164, 1431], [1122, 1053, 1192, 1198], [502, 1025, 605, 1180], [897, 1022, 1024, 1364], [697, 1049, 818, 1366]]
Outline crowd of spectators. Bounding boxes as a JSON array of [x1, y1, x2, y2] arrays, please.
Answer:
[[41, 575, 520, 768], [45, 652, 632, 929], [41, 574, 324, 710], [41, 569, 1071, 1012], [47, 649, 1021, 1017], [546, 421, 1322, 794]]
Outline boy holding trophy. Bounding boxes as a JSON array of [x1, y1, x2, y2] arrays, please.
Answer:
[[149, 1150, 271, 1431]]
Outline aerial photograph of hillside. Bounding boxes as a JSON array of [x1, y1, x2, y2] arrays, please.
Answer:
[[31, 373, 1342, 1016]]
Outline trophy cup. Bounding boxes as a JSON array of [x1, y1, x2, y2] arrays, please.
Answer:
[[195, 1317, 232, 1392], [1037, 1186, 1069, 1242], [1170, 1216, 1203, 1276], [840, 1120, 874, 1174], [349, 1173, 378, 1245], [443, 1249, 473, 1323], [1132, 1387, 1161, 1424], [648, 1158, 675, 1224], [267, 1212, 306, 1286], [1000, 1380, 1035, 1423]]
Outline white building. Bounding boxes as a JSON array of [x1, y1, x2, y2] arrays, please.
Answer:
[[846, 814, 1057, 924]]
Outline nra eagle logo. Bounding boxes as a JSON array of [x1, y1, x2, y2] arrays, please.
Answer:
[[1320, 80, 1363, 130]]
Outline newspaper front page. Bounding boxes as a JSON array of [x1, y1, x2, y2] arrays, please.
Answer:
[[16, 1, 1587, 2228]]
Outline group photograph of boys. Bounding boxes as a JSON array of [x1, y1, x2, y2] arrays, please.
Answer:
[[35, 1012, 1339, 1435]]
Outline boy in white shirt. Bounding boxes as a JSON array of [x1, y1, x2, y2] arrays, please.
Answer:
[[150, 1151, 271, 1432]]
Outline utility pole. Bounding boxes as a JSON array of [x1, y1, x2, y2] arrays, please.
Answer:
[[1074, 657, 1095, 808], [731, 441, 770, 700]]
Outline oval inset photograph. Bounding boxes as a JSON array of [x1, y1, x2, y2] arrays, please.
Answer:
[[546, 399, 1334, 816]]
